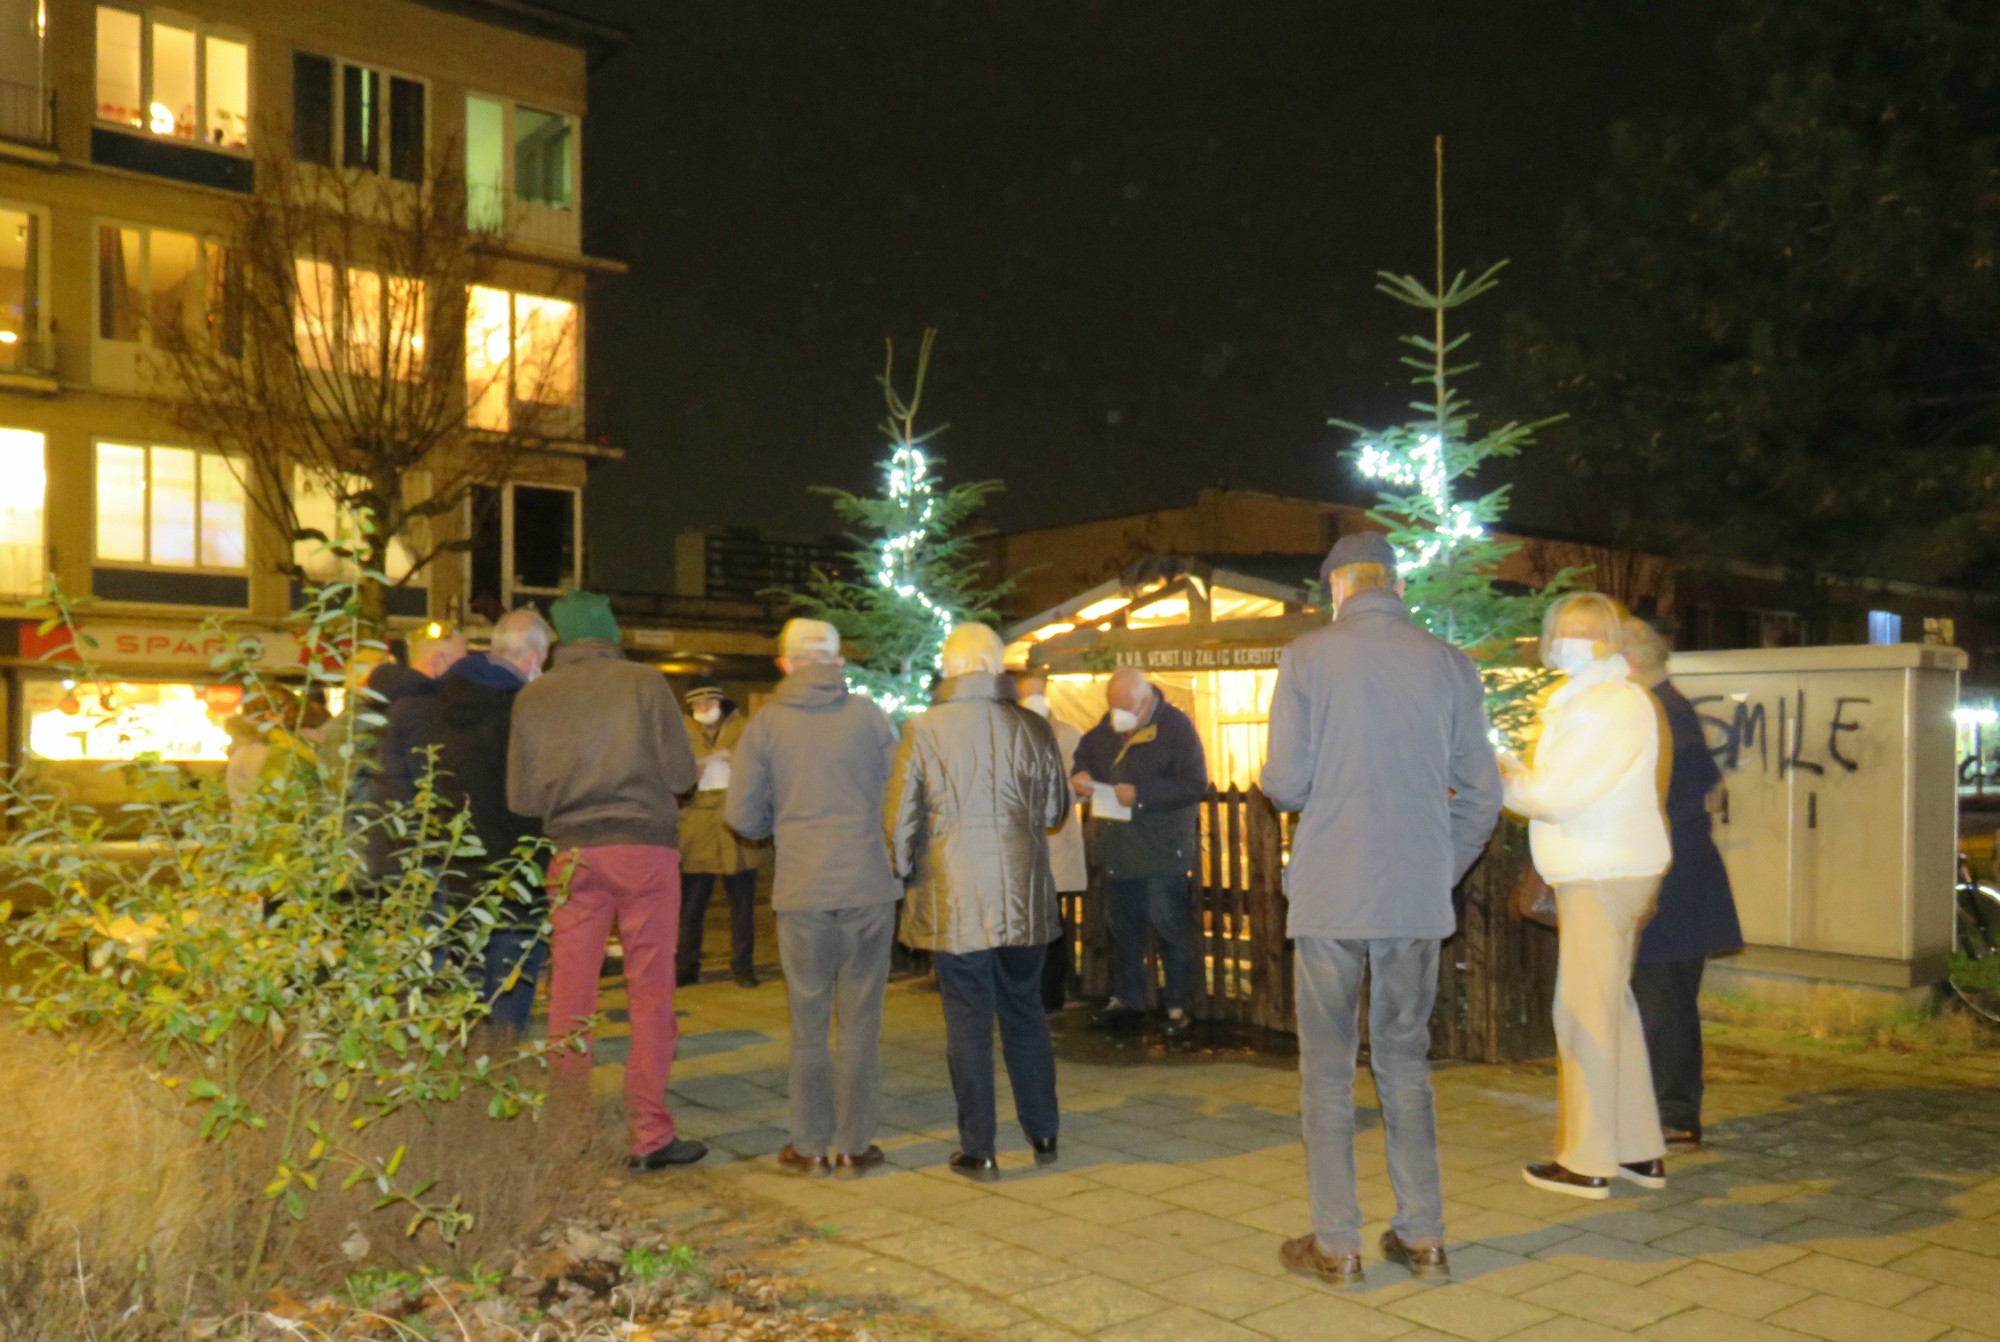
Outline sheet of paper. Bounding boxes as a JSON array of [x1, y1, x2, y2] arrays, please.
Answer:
[[1090, 782, 1131, 822], [698, 757, 732, 792]]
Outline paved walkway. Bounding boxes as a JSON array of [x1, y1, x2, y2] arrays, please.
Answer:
[[597, 967, 2000, 1342]]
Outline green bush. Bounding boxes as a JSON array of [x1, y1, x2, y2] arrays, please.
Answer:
[[0, 583, 574, 1298]]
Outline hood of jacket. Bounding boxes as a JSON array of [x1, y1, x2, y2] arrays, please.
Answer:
[[446, 651, 527, 692], [366, 660, 434, 705], [933, 672, 1006, 705], [776, 661, 850, 711], [439, 653, 523, 729]]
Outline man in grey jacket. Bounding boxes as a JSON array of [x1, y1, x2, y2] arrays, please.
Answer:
[[508, 591, 703, 1173], [726, 618, 901, 1175], [1261, 532, 1502, 1286]]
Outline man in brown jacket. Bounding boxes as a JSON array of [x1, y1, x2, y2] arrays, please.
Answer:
[[507, 591, 703, 1171]]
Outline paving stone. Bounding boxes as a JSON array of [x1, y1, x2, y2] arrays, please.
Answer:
[[1502, 1317, 1641, 1342], [1766, 1252, 1931, 1307], [1780, 1221, 1927, 1266], [865, 1225, 1001, 1267], [1765, 1294, 1951, 1342], [1094, 1304, 1266, 1342], [1239, 1291, 1420, 1341], [1010, 1274, 1169, 1332], [1131, 1207, 1268, 1249], [930, 1244, 1086, 1295], [1640, 1306, 1821, 1342], [1651, 1223, 1810, 1274], [905, 1283, 1035, 1332], [1157, 1176, 1290, 1216], [1033, 1187, 1177, 1226], [1890, 1244, 2000, 1291], [1083, 1161, 1210, 1195], [1149, 1264, 1307, 1320], [1530, 1231, 1684, 1284], [991, 1215, 1128, 1257], [1645, 1261, 1813, 1319], [1898, 1285, 2000, 1338], [1383, 1284, 1556, 1341], [1518, 1273, 1688, 1329], [996, 1322, 1090, 1342], [1448, 1246, 1574, 1297]]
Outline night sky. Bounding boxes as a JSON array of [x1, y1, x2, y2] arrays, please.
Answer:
[[566, 1, 1731, 593]]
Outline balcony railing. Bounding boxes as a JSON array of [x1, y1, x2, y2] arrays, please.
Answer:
[[468, 182, 581, 254], [0, 335, 53, 378], [0, 79, 53, 149]]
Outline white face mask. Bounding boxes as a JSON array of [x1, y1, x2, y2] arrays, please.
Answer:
[[1021, 693, 1050, 717], [1548, 638, 1599, 675], [693, 702, 722, 725], [1110, 706, 1141, 733]]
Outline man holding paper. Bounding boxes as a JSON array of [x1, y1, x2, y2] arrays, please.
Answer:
[[676, 678, 762, 989], [1072, 667, 1210, 1038]]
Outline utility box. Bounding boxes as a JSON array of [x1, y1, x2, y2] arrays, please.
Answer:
[[1667, 644, 1964, 988]]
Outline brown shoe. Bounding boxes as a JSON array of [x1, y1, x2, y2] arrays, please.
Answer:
[[834, 1145, 886, 1175], [776, 1144, 830, 1176], [1380, 1229, 1450, 1280], [1279, 1233, 1363, 1287], [1618, 1157, 1667, 1190], [1522, 1161, 1610, 1200], [1662, 1125, 1701, 1153]]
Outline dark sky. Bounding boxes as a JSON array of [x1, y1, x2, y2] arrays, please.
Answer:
[[565, 1, 1730, 592]]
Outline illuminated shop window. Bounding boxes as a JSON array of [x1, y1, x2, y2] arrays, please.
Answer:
[[25, 678, 237, 762]]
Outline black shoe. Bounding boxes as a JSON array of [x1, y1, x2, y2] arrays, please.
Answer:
[[1161, 1009, 1192, 1040], [734, 970, 760, 989], [675, 969, 700, 989], [1088, 1006, 1142, 1032], [1618, 1157, 1667, 1190], [1522, 1161, 1610, 1200], [629, 1138, 708, 1172], [947, 1152, 1000, 1182], [1031, 1136, 1058, 1166]]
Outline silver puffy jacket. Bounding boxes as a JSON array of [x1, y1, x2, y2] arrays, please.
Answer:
[[887, 673, 1069, 953]]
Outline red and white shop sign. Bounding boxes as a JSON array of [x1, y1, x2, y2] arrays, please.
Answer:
[[17, 620, 307, 671]]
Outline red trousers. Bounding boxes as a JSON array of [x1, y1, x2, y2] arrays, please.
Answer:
[[547, 844, 682, 1156]]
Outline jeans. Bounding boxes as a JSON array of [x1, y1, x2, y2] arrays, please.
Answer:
[[775, 903, 897, 1157], [1295, 937, 1444, 1254], [1105, 874, 1196, 1013], [547, 845, 682, 1157], [1552, 878, 1666, 1177], [428, 890, 546, 1036], [678, 870, 758, 980], [1631, 957, 1706, 1132], [933, 945, 1060, 1159]]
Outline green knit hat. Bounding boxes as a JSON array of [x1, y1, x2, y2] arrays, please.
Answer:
[[549, 590, 620, 646]]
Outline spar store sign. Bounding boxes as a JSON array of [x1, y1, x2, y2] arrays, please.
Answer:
[[16, 620, 307, 671]]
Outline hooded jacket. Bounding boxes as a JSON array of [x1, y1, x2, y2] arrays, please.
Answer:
[[424, 654, 541, 890], [1504, 653, 1672, 885], [506, 641, 697, 850], [365, 660, 445, 878], [724, 661, 899, 912], [888, 673, 1069, 954], [679, 704, 759, 876]]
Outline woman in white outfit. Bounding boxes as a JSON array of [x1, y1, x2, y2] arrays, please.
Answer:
[[1501, 593, 1672, 1200]]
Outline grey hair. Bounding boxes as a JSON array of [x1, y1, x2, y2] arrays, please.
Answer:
[[941, 622, 1004, 677], [491, 608, 553, 668]]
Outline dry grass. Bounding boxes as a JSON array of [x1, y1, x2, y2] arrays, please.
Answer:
[[1703, 983, 1996, 1058]]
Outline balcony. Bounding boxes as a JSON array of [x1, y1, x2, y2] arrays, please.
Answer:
[[469, 182, 581, 255], [0, 78, 53, 151], [0, 336, 56, 394]]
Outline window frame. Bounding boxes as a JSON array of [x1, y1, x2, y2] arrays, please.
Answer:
[[464, 283, 583, 433], [465, 91, 581, 235], [93, 4, 253, 154], [92, 216, 231, 352], [291, 49, 430, 183], [289, 465, 428, 590], [91, 439, 248, 575], [292, 256, 428, 383], [464, 479, 581, 613], [0, 198, 51, 365]]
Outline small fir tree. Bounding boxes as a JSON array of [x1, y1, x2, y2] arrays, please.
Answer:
[[1336, 139, 1578, 742], [783, 330, 1010, 718]]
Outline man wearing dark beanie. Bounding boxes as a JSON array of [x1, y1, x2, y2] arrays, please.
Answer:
[[508, 591, 704, 1171]]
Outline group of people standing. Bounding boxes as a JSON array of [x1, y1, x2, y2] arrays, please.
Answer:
[[353, 532, 1741, 1285], [1264, 532, 1740, 1285]]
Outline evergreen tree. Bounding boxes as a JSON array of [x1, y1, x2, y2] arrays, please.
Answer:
[[1338, 141, 1577, 743], [783, 330, 1010, 719]]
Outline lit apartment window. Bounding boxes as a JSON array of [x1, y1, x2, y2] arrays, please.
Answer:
[[468, 481, 577, 617], [0, 0, 50, 145], [1, 204, 44, 371], [97, 223, 234, 352], [1868, 610, 1903, 645], [465, 286, 578, 432], [291, 468, 421, 586], [466, 95, 577, 245], [293, 259, 426, 380], [0, 427, 46, 596], [291, 52, 425, 183], [95, 6, 248, 150], [95, 442, 245, 570]]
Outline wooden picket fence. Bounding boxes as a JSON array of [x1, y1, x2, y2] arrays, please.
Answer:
[[1055, 788, 1558, 1063]]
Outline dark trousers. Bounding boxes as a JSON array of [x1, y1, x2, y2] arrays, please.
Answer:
[[677, 869, 757, 979], [1631, 957, 1706, 1132], [934, 945, 1060, 1159], [1040, 906, 1074, 1012], [1107, 874, 1196, 1013]]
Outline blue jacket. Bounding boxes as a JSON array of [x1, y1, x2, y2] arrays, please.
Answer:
[[1260, 587, 1501, 939], [1074, 692, 1209, 880], [1636, 680, 1743, 964]]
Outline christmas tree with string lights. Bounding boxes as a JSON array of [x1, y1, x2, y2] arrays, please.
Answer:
[[1336, 139, 1578, 743], [780, 329, 1010, 719]]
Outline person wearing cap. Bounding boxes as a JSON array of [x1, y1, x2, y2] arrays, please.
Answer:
[[676, 678, 762, 989], [1260, 530, 1502, 1287], [1071, 666, 1210, 1039], [507, 591, 704, 1172], [726, 618, 902, 1175]]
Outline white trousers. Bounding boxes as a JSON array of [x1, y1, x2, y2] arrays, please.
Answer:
[[1552, 877, 1668, 1177]]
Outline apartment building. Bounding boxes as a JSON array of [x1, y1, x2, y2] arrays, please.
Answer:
[[0, 0, 623, 780]]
